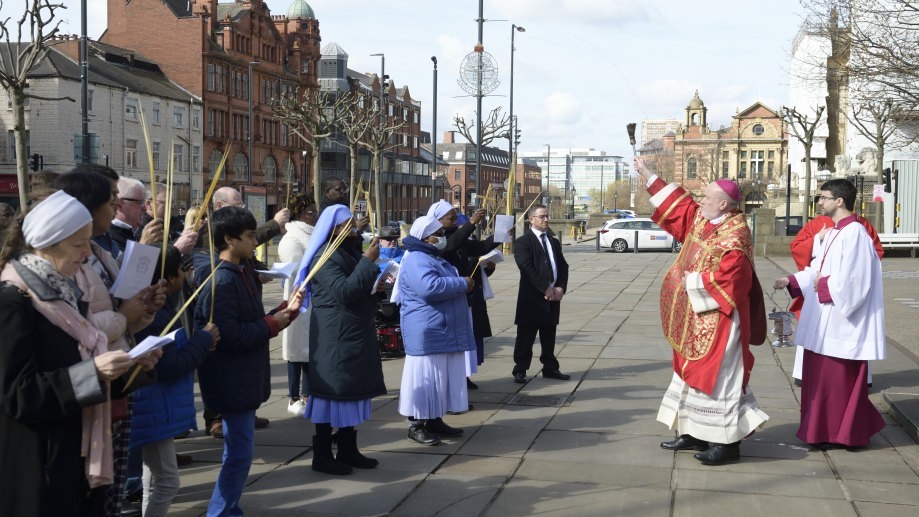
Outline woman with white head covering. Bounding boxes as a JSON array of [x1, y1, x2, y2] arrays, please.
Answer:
[[295, 204, 387, 475], [0, 190, 146, 516], [396, 216, 476, 446]]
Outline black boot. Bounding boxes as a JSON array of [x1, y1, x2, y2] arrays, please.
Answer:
[[334, 427, 379, 469], [312, 434, 353, 475], [693, 441, 740, 465]]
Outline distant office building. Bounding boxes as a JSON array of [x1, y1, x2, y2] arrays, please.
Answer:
[[519, 147, 626, 218], [641, 119, 680, 147]]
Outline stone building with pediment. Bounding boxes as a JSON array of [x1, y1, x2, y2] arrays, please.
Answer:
[[639, 91, 787, 210]]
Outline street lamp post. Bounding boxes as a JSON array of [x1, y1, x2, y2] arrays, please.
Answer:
[[431, 56, 438, 203], [614, 192, 618, 211], [507, 24, 525, 219], [600, 164, 605, 213], [543, 143, 551, 216], [248, 61, 259, 183], [370, 53, 385, 225]]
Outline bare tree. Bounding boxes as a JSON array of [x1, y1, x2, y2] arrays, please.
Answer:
[[360, 113, 405, 229], [335, 95, 376, 207], [782, 105, 826, 220], [0, 0, 68, 208], [453, 106, 509, 147], [272, 88, 351, 201]]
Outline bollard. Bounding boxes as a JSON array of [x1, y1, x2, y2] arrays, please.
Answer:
[[634, 230, 639, 253], [595, 230, 601, 253]]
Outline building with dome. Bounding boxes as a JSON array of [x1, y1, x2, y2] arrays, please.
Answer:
[[102, 0, 322, 215], [638, 91, 787, 211]]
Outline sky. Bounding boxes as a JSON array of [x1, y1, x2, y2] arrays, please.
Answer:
[[3, 0, 807, 158]]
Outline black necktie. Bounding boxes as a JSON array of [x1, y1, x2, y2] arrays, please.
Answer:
[[540, 233, 554, 282]]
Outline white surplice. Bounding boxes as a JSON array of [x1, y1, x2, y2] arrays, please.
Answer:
[[792, 222, 885, 362]]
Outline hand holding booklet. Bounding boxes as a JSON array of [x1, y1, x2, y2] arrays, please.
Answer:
[[371, 261, 400, 295], [109, 240, 160, 300], [130, 329, 181, 359]]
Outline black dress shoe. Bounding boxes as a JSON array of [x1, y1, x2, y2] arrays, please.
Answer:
[[255, 416, 270, 428], [693, 442, 740, 465], [542, 369, 571, 380], [467, 377, 478, 390], [660, 434, 710, 451], [513, 371, 527, 384], [424, 417, 464, 437], [175, 453, 193, 466], [408, 425, 441, 446]]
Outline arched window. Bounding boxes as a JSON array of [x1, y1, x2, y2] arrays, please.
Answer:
[[282, 157, 295, 183], [208, 150, 222, 175], [691, 113, 699, 126], [233, 153, 248, 181], [262, 155, 277, 182], [687, 157, 698, 179]]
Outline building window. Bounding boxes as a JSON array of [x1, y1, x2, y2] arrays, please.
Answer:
[[262, 155, 277, 182], [173, 107, 185, 127], [469, 171, 475, 180], [752, 124, 764, 136], [192, 145, 200, 172], [152, 142, 160, 169], [721, 151, 729, 178], [208, 149, 222, 175], [750, 150, 764, 178], [454, 170, 460, 181], [192, 109, 200, 130], [152, 102, 160, 124], [126, 139, 137, 168], [207, 64, 215, 91], [173, 144, 185, 172], [207, 109, 215, 137], [767, 161, 775, 178], [243, 72, 249, 100], [125, 98, 138, 120], [413, 111, 419, 123], [233, 152, 248, 181], [215, 65, 224, 93], [686, 157, 697, 179], [740, 162, 747, 178]]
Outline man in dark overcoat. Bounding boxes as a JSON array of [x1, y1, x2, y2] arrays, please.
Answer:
[[512, 205, 570, 383]]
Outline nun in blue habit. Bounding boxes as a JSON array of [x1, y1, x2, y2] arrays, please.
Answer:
[[293, 205, 385, 476]]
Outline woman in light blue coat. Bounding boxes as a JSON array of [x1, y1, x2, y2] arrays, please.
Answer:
[[394, 216, 475, 446]]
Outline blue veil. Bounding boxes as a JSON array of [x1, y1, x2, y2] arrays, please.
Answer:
[[293, 204, 353, 310]]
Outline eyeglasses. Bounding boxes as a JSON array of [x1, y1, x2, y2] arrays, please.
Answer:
[[818, 196, 839, 202], [531, 214, 550, 219]]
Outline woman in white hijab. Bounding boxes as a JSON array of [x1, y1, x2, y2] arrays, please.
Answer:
[[395, 216, 476, 446], [0, 191, 149, 516]]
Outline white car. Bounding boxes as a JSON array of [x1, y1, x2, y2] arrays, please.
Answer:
[[598, 217, 681, 252]]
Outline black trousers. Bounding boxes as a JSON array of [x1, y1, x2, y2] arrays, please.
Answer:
[[513, 324, 559, 373]]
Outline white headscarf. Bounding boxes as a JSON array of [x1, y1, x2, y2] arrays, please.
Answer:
[[410, 215, 443, 240], [22, 190, 93, 249], [426, 200, 454, 220], [391, 216, 444, 305]]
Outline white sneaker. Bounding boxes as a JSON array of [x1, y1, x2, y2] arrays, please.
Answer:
[[287, 399, 307, 417]]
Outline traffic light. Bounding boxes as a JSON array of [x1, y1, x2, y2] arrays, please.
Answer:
[[514, 128, 522, 146], [381, 74, 390, 97], [882, 167, 891, 193], [29, 153, 41, 172]]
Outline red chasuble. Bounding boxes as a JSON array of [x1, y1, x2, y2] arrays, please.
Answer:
[[648, 178, 767, 395]]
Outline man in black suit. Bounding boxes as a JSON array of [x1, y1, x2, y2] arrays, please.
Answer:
[[512, 205, 570, 383]]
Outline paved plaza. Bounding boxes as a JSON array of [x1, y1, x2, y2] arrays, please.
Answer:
[[167, 242, 919, 516]]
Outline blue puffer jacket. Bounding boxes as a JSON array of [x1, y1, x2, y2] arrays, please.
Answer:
[[130, 298, 214, 449], [193, 254, 280, 413], [397, 237, 475, 356]]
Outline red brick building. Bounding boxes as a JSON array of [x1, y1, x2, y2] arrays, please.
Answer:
[[103, 0, 321, 214]]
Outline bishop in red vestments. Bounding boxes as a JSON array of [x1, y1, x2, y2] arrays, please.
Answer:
[[634, 157, 769, 466]]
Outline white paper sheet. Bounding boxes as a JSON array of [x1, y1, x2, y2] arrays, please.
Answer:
[[109, 240, 160, 300], [255, 262, 297, 279], [129, 329, 180, 359], [494, 215, 515, 242], [478, 248, 505, 265]]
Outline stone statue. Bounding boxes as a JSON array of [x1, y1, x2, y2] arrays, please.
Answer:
[[834, 154, 852, 176], [854, 148, 878, 175]]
